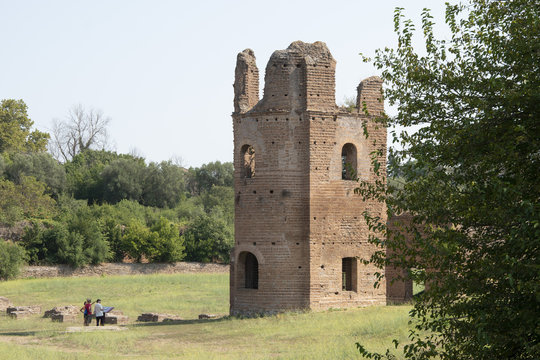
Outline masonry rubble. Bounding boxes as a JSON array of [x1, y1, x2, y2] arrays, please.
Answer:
[[7, 305, 41, 319], [198, 314, 218, 319], [104, 310, 129, 325], [44, 305, 79, 322], [137, 313, 182, 322]]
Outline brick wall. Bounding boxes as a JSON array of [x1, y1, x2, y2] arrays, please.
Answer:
[[231, 41, 406, 315]]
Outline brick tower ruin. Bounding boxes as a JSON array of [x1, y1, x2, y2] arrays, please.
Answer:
[[230, 41, 390, 315]]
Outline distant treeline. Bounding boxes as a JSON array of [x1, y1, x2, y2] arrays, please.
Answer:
[[0, 99, 234, 278]]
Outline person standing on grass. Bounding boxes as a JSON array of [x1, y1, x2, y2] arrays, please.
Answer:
[[94, 299, 105, 326], [80, 298, 93, 326]]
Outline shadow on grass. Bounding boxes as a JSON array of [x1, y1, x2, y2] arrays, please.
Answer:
[[0, 331, 39, 337], [132, 316, 230, 327]]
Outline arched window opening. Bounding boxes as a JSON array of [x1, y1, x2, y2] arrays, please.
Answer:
[[241, 144, 255, 178], [244, 252, 259, 289], [341, 143, 357, 180], [342, 257, 357, 292]]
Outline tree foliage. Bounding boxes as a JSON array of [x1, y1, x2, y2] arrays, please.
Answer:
[[4, 152, 66, 197], [187, 161, 233, 195], [65, 150, 138, 203], [142, 161, 186, 208], [183, 210, 233, 263], [0, 99, 49, 153], [120, 218, 184, 263], [23, 208, 110, 267], [101, 158, 146, 204], [357, 1, 539, 359], [0, 240, 27, 280], [0, 177, 56, 225]]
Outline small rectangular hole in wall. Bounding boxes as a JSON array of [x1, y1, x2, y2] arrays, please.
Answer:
[[253, 242, 256, 246], [271, 242, 276, 245]]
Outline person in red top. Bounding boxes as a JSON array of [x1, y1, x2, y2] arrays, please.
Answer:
[[79, 298, 94, 326]]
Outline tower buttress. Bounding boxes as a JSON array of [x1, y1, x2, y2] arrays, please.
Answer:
[[234, 49, 259, 114], [356, 76, 384, 116]]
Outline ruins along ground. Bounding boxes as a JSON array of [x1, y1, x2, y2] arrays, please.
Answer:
[[0, 273, 412, 359]]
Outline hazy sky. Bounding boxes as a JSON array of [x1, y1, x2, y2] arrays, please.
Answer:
[[0, 0, 449, 167]]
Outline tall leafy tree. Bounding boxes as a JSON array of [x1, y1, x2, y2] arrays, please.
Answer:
[[4, 152, 66, 198], [187, 161, 233, 195], [142, 161, 187, 208], [0, 99, 49, 153], [0, 176, 56, 225], [65, 150, 139, 203], [101, 157, 146, 204], [357, 1, 539, 359], [183, 210, 233, 263]]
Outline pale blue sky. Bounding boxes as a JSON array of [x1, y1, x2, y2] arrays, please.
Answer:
[[0, 0, 449, 167]]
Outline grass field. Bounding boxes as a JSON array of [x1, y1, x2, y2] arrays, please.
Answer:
[[0, 273, 412, 359]]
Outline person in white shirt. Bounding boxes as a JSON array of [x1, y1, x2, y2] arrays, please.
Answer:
[[94, 299, 105, 326]]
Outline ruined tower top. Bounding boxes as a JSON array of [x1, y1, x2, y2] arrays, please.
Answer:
[[233, 41, 337, 115]]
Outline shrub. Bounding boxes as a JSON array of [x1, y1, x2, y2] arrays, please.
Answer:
[[0, 240, 27, 280], [148, 218, 184, 263], [22, 208, 109, 267], [120, 218, 184, 263], [183, 211, 233, 263]]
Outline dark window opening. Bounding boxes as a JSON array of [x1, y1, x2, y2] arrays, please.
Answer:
[[342, 257, 357, 291], [241, 144, 255, 178], [245, 252, 259, 289], [341, 143, 357, 180]]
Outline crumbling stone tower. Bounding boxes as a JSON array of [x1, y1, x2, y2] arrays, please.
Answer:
[[230, 41, 388, 315]]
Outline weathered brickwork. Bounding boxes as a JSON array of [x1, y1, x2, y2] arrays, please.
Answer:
[[230, 41, 408, 315]]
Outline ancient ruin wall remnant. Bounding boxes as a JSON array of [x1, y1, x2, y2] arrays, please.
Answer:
[[230, 41, 409, 316], [233, 49, 259, 114]]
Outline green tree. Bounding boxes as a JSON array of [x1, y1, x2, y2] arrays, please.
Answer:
[[147, 218, 184, 263], [120, 220, 150, 262], [101, 158, 146, 204], [66, 207, 109, 265], [198, 185, 234, 224], [4, 152, 66, 198], [0, 177, 56, 225], [142, 161, 187, 208], [187, 161, 233, 195], [0, 240, 27, 280], [183, 210, 233, 263], [357, 1, 540, 359], [65, 150, 139, 203], [0, 99, 49, 153], [119, 218, 184, 263]]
